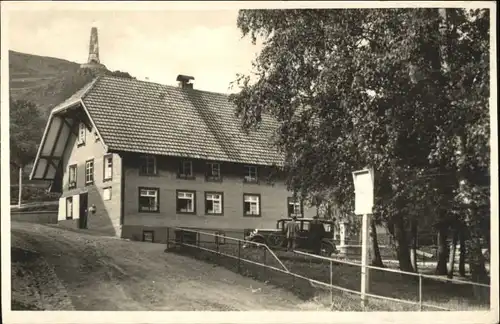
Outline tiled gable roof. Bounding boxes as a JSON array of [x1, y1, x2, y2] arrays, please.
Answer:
[[80, 76, 283, 166], [52, 79, 98, 112]]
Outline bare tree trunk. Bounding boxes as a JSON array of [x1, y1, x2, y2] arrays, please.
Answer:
[[394, 216, 414, 272], [471, 241, 487, 281], [447, 229, 458, 278], [458, 226, 466, 276], [370, 218, 384, 267], [410, 220, 418, 273], [435, 222, 449, 275], [470, 236, 488, 302], [18, 165, 23, 207]]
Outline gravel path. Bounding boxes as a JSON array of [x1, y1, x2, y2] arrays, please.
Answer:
[[11, 222, 315, 311]]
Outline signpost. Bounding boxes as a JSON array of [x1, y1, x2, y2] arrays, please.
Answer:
[[352, 168, 375, 309]]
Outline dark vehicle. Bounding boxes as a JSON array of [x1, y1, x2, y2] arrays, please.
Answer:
[[244, 218, 338, 256]]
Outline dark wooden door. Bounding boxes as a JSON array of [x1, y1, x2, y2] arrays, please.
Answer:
[[79, 193, 88, 229]]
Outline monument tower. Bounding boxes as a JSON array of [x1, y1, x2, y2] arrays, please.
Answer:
[[80, 26, 107, 70]]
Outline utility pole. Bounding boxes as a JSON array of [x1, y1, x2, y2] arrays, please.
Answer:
[[18, 164, 23, 208]]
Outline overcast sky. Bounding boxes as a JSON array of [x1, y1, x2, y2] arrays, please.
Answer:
[[7, 9, 262, 93]]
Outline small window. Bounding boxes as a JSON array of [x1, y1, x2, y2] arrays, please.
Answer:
[[243, 194, 261, 217], [78, 123, 86, 146], [177, 191, 196, 214], [178, 160, 193, 179], [85, 159, 94, 185], [287, 197, 303, 218], [205, 192, 223, 215], [205, 162, 221, 181], [68, 164, 77, 189], [302, 222, 310, 231], [139, 187, 159, 212], [143, 231, 154, 243], [215, 231, 226, 245], [139, 155, 157, 175], [94, 131, 100, 142], [66, 197, 73, 220], [103, 187, 112, 201], [103, 155, 113, 181], [244, 165, 258, 183]]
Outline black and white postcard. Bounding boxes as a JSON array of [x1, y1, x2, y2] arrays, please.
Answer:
[[1, 1, 497, 324]]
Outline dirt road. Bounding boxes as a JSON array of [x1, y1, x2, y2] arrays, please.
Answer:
[[11, 222, 315, 311]]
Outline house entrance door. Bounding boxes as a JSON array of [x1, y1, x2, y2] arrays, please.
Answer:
[[79, 192, 88, 229]]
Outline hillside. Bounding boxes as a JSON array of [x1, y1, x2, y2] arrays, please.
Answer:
[[9, 50, 135, 187], [9, 51, 82, 115], [9, 50, 134, 117]]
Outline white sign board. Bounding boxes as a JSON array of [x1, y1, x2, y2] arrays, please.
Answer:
[[352, 169, 374, 215]]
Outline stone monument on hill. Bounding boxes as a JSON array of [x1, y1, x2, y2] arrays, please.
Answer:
[[80, 27, 107, 70]]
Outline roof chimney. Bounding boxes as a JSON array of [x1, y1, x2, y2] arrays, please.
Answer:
[[176, 74, 194, 89]]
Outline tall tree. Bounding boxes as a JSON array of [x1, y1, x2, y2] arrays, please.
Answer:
[[429, 8, 490, 280], [230, 8, 490, 274], [10, 99, 45, 206]]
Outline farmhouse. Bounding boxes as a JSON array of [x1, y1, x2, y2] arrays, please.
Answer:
[[29, 75, 316, 242]]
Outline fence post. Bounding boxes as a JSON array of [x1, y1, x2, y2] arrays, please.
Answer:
[[330, 260, 333, 306], [238, 240, 241, 273], [418, 274, 423, 311], [216, 234, 220, 255], [166, 227, 169, 250]]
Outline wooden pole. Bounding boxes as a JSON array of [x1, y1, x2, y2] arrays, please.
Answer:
[[418, 274, 423, 311], [330, 260, 333, 305], [216, 235, 220, 255], [361, 213, 371, 309], [18, 165, 23, 208], [238, 240, 241, 273], [166, 227, 169, 249]]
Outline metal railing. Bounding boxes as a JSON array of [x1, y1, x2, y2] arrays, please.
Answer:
[[165, 228, 490, 311], [166, 227, 289, 273], [293, 250, 490, 311]]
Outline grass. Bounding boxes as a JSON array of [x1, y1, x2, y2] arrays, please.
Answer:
[[169, 239, 490, 312]]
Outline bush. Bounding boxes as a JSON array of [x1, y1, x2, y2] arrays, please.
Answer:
[[12, 204, 59, 212], [10, 186, 60, 205]]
